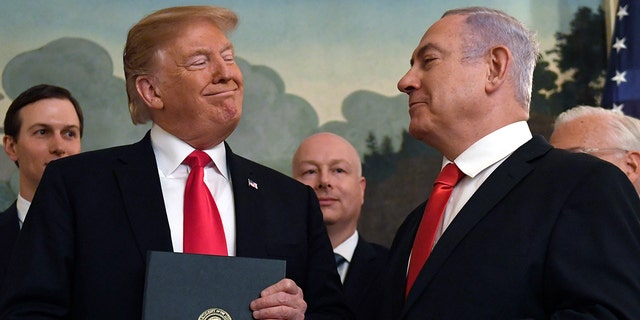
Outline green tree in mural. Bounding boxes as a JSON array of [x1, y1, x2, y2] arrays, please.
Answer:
[[381, 136, 393, 157], [531, 58, 560, 115], [395, 129, 439, 158], [547, 6, 606, 112], [363, 132, 400, 183], [365, 132, 379, 157]]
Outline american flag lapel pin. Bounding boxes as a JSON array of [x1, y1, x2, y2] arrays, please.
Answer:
[[248, 178, 258, 190]]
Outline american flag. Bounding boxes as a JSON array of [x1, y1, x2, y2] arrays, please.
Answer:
[[601, 0, 640, 118], [248, 179, 258, 190]]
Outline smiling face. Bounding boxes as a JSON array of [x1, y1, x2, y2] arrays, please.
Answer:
[[292, 133, 366, 234], [397, 14, 490, 156], [3, 98, 82, 200], [141, 19, 243, 149]]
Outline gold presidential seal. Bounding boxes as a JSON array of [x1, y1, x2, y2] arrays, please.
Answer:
[[198, 307, 232, 320]]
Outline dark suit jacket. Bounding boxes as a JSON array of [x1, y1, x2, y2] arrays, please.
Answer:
[[0, 202, 19, 285], [0, 133, 352, 319], [379, 136, 640, 319], [342, 236, 388, 320]]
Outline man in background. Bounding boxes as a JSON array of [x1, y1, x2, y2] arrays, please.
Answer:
[[0, 84, 83, 283], [550, 105, 640, 196], [292, 132, 388, 320], [380, 6, 640, 319], [0, 6, 350, 320]]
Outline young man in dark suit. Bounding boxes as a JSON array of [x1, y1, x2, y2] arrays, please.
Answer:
[[292, 132, 388, 320], [0, 6, 351, 320], [0, 84, 83, 283], [381, 6, 640, 319]]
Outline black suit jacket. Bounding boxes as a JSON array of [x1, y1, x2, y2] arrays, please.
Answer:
[[0, 202, 19, 286], [379, 136, 640, 319], [0, 133, 351, 319], [342, 236, 388, 320]]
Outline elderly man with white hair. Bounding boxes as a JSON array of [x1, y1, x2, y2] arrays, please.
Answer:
[[550, 105, 640, 196]]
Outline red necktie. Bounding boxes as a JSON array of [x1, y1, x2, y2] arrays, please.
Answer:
[[183, 150, 228, 255], [405, 163, 464, 297]]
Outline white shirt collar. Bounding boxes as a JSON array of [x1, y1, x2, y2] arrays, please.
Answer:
[[451, 121, 532, 177], [333, 230, 359, 263], [150, 124, 229, 181], [16, 193, 30, 228]]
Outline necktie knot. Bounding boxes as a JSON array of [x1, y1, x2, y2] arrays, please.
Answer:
[[435, 163, 464, 187], [334, 253, 347, 268], [184, 150, 211, 168]]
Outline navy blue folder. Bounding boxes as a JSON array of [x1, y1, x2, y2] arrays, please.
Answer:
[[142, 251, 286, 320]]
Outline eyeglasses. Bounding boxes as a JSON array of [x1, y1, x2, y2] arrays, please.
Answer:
[[565, 147, 628, 155]]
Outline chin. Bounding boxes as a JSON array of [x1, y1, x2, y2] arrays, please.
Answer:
[[224, 105, 242, 122], [226, 117, 241, 132], [408, 125, 426, 140]]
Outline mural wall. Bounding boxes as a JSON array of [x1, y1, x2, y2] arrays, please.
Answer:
[[0, 0, 605, 246]]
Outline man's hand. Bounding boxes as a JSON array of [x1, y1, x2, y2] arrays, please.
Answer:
[[250, 278, 307, 320]]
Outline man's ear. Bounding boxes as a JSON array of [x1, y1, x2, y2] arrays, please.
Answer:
[[486, 45, 510, 94], [623, 151, 640, 184], [135, 75, 163, 110], [359, 176, 366, 205], [3, 135, 19, 163]]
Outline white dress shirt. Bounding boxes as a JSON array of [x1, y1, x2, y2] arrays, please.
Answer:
[[334, 230, 359, 283], [150, 124, 236, 255], [436, 121, 533, 244], [16, 194, 30, 229]]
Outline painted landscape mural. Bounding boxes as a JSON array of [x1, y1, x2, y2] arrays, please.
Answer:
[[0, 0, 609, 245]]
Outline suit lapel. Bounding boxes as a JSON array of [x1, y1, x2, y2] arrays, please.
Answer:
[[402, 136, 551, 316], [386, 206, 423, 316], [114, 132, 173, 261], [343, 237, 373, 298], [226, 143, 268, 257]]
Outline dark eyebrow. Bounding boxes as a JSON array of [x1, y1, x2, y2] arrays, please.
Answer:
[[28, 123, 80, 129], [410, 43, 447, 66], [26, 123, 81, 134], [62, 124, 82, 131], [26, 123, 54, 130]]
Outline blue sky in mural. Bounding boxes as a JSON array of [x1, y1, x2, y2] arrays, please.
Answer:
[[0, 0, 599, 123]]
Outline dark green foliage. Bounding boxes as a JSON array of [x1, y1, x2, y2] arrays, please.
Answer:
[[546, 6, 607, 112]]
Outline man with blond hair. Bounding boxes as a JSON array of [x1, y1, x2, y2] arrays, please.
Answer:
[[0, 6, 350, 320]]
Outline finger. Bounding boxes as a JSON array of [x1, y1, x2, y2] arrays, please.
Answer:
[[260, 278, 301, 297], [251, 290, 305, 310], [252, 305, 305, 320]]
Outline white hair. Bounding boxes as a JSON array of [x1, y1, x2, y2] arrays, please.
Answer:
[[555, 105, 640, 152]]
